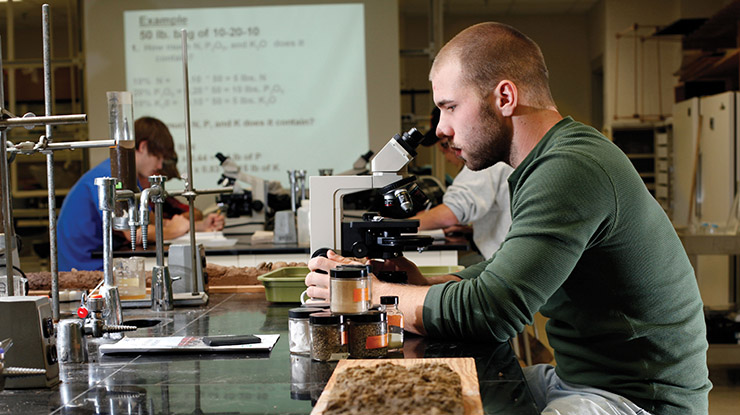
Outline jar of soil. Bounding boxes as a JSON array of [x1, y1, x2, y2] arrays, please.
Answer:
[[329, 265, 369, 314], [346, 310, 388, 358], [309, 311, 347, 362]]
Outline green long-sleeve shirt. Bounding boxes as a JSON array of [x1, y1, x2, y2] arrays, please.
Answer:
[[423, 117, 711, 415]]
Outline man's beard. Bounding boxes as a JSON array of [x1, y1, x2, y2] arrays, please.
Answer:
[[461, 103, 512, 171]]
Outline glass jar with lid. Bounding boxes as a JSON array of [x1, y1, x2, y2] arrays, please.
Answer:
[[288, 307, 322, 355], [330, 265, 370, 314], [380, 296, 404, 351], [346, 310, 388, 358], [309, 311, 347, 362]]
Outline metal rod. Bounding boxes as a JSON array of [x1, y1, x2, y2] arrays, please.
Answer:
[[0, 35, 15, 296], [155, 198, 164, 267], [0, 114, 87, 129], [0, 131, 14, 297], [166, 187, 233, 198], [6, 139, 114, 153], [102, 210, 113, 286], [43, 3, 60, 321], [181, 29, 199, 296]]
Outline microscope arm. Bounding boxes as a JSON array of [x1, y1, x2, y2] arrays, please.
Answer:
[[309, 175, 403, 254]]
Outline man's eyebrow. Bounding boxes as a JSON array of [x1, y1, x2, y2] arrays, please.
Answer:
[[436, 99, 453, 108]]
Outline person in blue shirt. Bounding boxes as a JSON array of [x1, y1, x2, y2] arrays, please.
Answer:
[[57, 117, 224, 271]]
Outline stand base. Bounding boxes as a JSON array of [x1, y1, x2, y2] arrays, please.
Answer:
[[121, 292, 209, 308]]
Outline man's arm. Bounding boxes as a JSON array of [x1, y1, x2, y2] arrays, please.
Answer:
[[372, 280, 432, 335], [413, 204, 460, 230], [305, 251, 461, 335], [119, 214, 191, 244]]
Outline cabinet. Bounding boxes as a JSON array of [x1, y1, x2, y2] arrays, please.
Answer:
[[673, 91, 740, 310], [611, 123, 672, 216]]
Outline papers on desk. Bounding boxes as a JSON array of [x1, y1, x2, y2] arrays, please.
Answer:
[[164, 231, 238, 248], [99, 334, 280, 354]]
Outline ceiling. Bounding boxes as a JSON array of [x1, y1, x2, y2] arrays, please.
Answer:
[[0, 0, 601, 33], [400, 0, 600, 16]]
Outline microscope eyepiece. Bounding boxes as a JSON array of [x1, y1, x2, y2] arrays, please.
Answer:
[[400, 127, 424, 149], [391, 128, 424, 158]]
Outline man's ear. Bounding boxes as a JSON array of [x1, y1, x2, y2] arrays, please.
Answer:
[[137, 140, 148, 154], [494, 80, 518, 117]]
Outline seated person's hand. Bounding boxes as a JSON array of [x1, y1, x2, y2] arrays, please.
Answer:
[[442, 223, 473, 242], [165, 214, 191, 237], [305, 250, 365, 300], [195, 212, 225, 232]]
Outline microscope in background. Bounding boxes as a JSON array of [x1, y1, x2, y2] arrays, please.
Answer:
[[338, 150, 374, 175], [215, 152, 269, 234], [309, 128, 433, 259]]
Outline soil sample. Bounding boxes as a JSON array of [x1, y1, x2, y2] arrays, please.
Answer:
[[323, 362, 464, 415]]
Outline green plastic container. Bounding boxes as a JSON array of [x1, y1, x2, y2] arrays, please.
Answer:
[[257, 267, 309, 303], [257, 265, 465, 303]]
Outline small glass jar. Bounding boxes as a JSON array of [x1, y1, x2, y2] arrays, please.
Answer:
[[380, 296, 404, 351], [288, 307, 322, 355], [346, 310, 388, 358], [309, 311, 347, 362], [330, 265, 369, 314]]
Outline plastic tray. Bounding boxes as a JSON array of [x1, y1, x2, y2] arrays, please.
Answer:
[[257, 267, 309, 303], [257, 265, 465, 303]]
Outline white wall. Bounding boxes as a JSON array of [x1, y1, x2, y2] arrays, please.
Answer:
[[399, 13, 593, 125]]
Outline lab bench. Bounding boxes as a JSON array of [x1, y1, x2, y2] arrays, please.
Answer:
[[102, 235, 465, 268], [0, 293, 537, 415]]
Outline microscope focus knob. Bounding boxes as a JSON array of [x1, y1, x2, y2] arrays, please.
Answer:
[[351, 242, 368, 258], [253, 200, 264, 212]]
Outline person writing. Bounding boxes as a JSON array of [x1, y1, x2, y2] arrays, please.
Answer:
[[57, 116, 224, 271], [415, 106, 513, 259], [307, 23, 710, 414]]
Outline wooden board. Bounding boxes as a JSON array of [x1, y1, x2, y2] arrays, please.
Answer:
[[311, 357, 483, 415], [30, 285, 266, 297], [208, 285, 265, 293]]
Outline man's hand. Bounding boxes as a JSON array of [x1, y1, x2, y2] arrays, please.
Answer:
[[305, 250, 364, 300]]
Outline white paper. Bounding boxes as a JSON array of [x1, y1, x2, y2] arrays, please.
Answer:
[[99, 334, 280, 354]]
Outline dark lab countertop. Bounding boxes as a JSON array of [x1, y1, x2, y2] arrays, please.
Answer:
[[0, 294, 537, 414]]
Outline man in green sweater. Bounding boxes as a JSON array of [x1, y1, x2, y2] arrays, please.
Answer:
[[306, 22, 710, 414]]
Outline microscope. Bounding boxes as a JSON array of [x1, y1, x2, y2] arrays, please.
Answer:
[[215, 152, 269, 234], [309, 128, 433, 259]]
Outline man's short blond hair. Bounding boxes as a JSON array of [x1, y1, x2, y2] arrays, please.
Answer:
[[431, 22, 554, 108]]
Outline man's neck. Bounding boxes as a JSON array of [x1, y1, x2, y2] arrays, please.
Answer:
[[509, 107, 562, 168]]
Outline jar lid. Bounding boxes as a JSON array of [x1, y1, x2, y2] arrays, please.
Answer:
[[380, 296, 398, 305], [342, 264, 372, 274], [301, 302, 330, 309], [330, 265, 367, 278], [346, 310, 386, 323], [309, 311, 345, 324], [289, 307, 323, 318]]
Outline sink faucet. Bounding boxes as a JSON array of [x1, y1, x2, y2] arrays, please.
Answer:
[[142, 175, 175, 311], [94, 177, 141, 329]]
